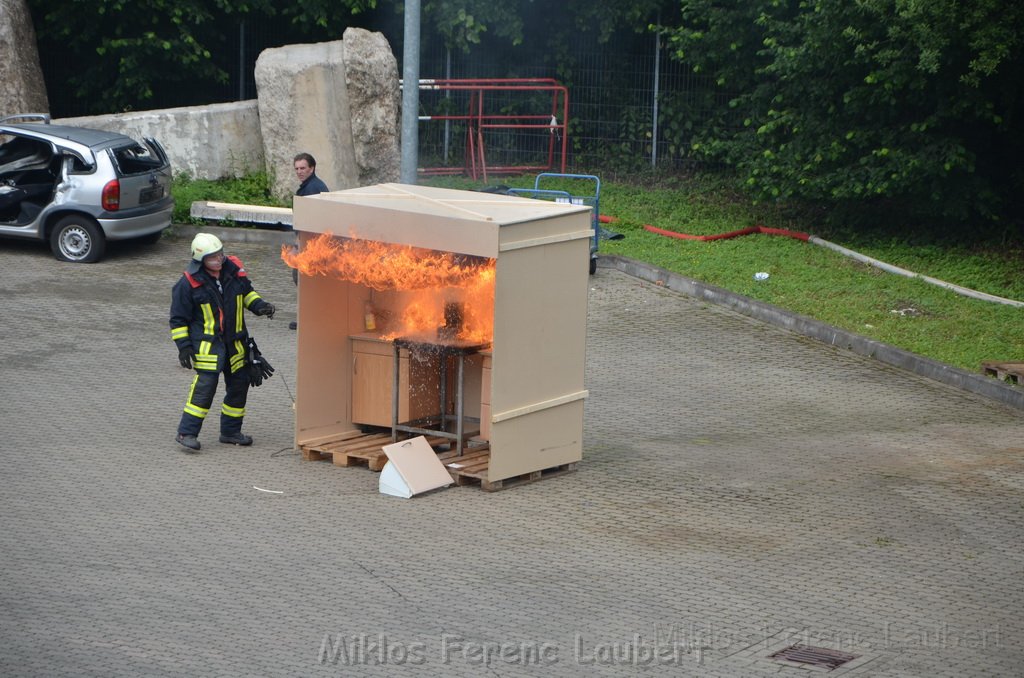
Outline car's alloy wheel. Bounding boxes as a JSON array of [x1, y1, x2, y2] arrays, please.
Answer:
[[50, 215, 106, 263]]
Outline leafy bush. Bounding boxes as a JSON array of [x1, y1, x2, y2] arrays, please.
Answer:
[[171, 172, 285, 224], [664, 0, 1024, 229]]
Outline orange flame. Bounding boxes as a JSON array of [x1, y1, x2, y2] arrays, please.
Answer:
[[282, 232, 495, 344]]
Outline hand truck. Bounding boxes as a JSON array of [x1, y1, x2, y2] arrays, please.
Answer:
[[507, 173, 601, 274]]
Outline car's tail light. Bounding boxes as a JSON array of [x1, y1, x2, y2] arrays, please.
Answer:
[[102, 179, 120, 211]]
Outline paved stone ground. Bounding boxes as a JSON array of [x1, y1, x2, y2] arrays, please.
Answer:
[[0, 234, 1021, 677]]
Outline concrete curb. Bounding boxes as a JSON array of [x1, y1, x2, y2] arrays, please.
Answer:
[[600, 254, 1024, 412]]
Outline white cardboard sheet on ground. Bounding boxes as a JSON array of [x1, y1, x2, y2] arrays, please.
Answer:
[[379, 436, 453, 498]]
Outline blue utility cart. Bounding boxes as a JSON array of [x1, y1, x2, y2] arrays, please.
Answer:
[[508, 173, 601, 274]]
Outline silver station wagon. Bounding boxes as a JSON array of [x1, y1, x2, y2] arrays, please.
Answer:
[[0, 114, 173, 262]]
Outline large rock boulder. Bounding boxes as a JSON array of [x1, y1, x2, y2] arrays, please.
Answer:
[[342, 28, 401, 187], [0, 0, 50, 118], [254, 28, 400, 202]]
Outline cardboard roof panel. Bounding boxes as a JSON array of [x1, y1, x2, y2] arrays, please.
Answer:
[[295, 184, 592, 258]]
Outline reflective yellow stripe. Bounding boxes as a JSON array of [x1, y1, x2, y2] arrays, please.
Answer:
[[194, 353, 218, 371], [244, 291, 260, 307], [183, 376, 209, 418], [170, 326, 189, 340], [184, 403, 209, 418], [229, 341, 246, 373], [235, 294, 244, 332], [201, 303, 215, 335], [221, 403, 245, 418]]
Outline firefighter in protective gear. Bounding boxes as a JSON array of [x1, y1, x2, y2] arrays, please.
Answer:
[[170, 233, 276, 451]]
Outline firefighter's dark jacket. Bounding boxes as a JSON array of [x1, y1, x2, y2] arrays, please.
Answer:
[[169, 255, 270, 373]]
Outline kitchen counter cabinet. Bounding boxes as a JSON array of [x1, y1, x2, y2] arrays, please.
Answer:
[[350, 335, 439, 428]]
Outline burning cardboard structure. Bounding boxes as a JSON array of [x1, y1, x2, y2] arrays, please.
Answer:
[[287, 183, 591, 483]]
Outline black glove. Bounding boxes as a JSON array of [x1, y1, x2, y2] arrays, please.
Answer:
[[178, 346, 193, 369], [255, 302, 276, 319], [247, 338, 275, 387]]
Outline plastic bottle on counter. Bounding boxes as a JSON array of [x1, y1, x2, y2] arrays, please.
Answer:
[[364, 301, 377, 331]]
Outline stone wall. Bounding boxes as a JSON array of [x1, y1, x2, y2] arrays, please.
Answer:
[[56, 101, 263, 180]]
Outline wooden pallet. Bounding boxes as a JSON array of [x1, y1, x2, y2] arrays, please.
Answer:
[[982, 361, 1024, 385], [300, 430, 371, 462], [300, 432, 457, 471], [300, 433, 576, 490], [330, 434, 395, 471], [440, 449, 578, 491]]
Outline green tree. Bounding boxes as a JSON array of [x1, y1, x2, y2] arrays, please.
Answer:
[[28, 0, 377, 115], [420, 0, 527, 50], [29, 0, 669, 116], [664, 0, 1024, 230]]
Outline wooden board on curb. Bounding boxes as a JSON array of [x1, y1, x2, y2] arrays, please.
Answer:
[[190, 200, 293, 227], [982, 361, 1024, 385]]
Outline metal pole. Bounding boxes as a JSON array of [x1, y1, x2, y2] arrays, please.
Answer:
[[455, 354, 464, 455], [392, 344, 400, 443], [443, 47, 451, 163], [238, 20, 246, 101], [400, 0, 421, 184], [651, 18, 661, 169]]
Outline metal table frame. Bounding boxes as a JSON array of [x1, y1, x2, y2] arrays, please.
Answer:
[[391, 338, 488, 456]]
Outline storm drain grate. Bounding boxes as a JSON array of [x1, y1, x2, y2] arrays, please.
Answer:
[[769, 644, 858, 670]]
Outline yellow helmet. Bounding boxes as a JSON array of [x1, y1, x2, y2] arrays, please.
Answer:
[[191, 233, 223, 261]]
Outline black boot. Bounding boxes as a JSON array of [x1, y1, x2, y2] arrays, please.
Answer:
[[176, 433, 201, 451], [220, 432, 253, 446]]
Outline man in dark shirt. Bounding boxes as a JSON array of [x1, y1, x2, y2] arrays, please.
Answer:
[[294, 152, 329, 197], [289, 153, 329, 329]]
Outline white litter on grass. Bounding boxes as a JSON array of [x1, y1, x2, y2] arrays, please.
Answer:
[[890, 307, 921, 317], [754, 272, 770, 281], [252, 486, 283, 494]]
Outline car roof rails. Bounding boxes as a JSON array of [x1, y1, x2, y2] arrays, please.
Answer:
[[0, 113, 52, 124]]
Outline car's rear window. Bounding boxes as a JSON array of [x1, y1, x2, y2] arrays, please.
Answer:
[[111, 140, 164, 175], [0, 135, 52, 173]]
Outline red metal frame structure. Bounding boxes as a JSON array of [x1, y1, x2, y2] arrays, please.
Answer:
[[415, 78, 569, 181]]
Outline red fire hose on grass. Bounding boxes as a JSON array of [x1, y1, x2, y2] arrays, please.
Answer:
[[599, 214, 810, 242], [641, 222, 810, 242]]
